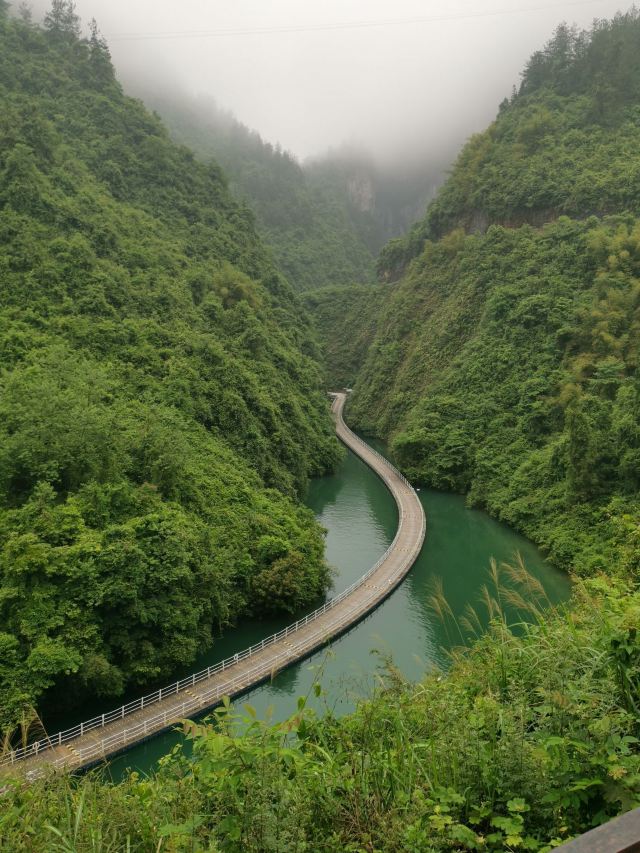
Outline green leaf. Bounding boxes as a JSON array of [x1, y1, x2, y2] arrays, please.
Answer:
[[508, 798, 531, 813]]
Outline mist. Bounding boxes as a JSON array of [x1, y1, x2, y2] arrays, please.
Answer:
[[24, 0, 630, 166]]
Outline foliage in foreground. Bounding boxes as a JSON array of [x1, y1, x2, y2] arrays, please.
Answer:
[[2, 576, 640, 852]]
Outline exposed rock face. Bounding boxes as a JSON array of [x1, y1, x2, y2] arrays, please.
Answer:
[[347, 173, 376, 213]]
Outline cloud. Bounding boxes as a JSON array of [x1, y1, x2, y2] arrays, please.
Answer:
[[25, 0, 628, 162]]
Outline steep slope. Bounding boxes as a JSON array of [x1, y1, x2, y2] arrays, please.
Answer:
[[426, 16, 640, 238], [346, 12, 640, 577], [305, 147, 441, 257], [141, 93, 376, 291], [140, 95, 443, 292], [0, 7, 340, 729], [302, 284, 385, 388]]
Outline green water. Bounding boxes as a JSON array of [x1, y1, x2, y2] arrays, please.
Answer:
[[98, 444, 570, 778]]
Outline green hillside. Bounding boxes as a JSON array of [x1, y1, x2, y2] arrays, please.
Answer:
[[143, 94, 376, 291], [426, 17, 640, 238], [5, 9, 640, 853], [305, 147, 440, 258], [0, 4, 340, 728], [143, 95, 441, 292], [340, 12, 640, 578], [302, 284, 384, 387]]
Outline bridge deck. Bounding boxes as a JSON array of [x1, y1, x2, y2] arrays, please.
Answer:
[[3, 393, 426, 776]]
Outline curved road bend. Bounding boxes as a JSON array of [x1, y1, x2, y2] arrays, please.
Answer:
[[6, 392, 426, 775]]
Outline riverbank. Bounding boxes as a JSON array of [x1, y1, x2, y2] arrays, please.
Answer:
[[103, 436, 570, 778], [2, 394, 425, 776]]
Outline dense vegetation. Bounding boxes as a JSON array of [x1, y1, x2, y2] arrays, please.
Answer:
[[0, 3, 341, 730], [426, 16, 640, 238], [142, 94, 441, 292], [302, 284, 385, 387], [142, 94, 376, 291], [345, 11, 640, 578], [3, 575, 640, 851], [378, 11, 640, 275], [4, 9, 640, 852]]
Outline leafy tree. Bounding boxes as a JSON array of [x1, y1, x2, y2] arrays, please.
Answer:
[[87, 19, 113, 86], [332, 13, 640, 578], [17, 3, 32, 22], [0, 8, 340, 729], [565, 397, 598, 503], [3, 579, 640, 850], [43, 0, 80, 39]]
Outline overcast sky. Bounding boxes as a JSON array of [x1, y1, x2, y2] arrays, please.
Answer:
[[28, 0, 631, 163]]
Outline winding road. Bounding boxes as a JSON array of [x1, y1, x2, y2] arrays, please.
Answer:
[[2, 392, 426, 776]]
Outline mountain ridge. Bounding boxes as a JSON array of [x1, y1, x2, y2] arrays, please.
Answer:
[[0, 4, 340, 729]]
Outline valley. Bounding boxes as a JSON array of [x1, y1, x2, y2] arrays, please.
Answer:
[[2, 3, 640, 851]]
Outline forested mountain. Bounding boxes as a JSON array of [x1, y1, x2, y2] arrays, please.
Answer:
[[139, 93, 441, 291], [6, 8, 640, 851], [305, 146, 441, 256], [426, 16, 640, 238], [0, 4, 341, 729], [330, 11, 640, 578], [303, 284, 385, 387], [140, 93, 376, 291]]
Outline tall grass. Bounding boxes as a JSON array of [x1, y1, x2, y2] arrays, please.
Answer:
[[2, 571, 639, 852]]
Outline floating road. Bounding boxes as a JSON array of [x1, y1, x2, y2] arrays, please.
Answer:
[[2, 392, 426, 775]]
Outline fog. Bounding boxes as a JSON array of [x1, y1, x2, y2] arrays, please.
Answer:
[[26, 0, 629, 164]]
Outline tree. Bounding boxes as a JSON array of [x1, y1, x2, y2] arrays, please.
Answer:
[[520, 50, 550, 93], [565, 399, 598, 504], [0, 143, 50, 216], [44, 0, 80, 39], [88, 18, 114, 85], [0, 1, 339, 731], [18, 3, 33, 22]]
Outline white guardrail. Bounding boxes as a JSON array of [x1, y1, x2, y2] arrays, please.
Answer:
[[2, 402, 425, 770]]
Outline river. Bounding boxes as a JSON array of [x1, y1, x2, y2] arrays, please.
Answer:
[[97, 439, 570, 778]]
